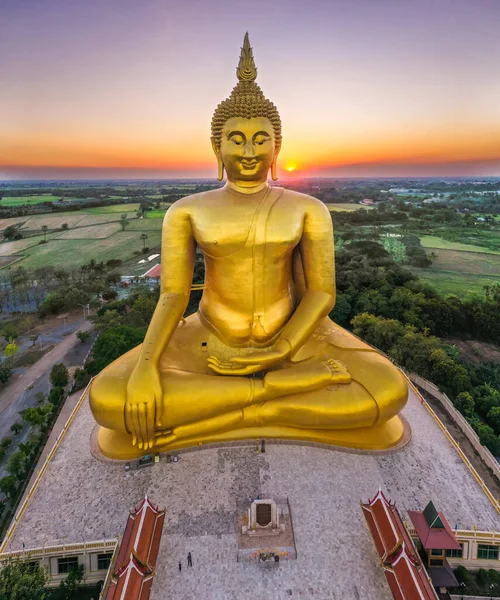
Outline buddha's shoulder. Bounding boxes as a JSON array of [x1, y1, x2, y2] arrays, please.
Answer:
[[278, 188, 330, 213], [165, 188, 226, 212]]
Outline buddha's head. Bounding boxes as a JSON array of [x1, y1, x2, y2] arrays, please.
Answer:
[[211, 34, 282, 185]]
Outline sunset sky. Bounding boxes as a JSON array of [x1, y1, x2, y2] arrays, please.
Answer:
[[2, 0, 500, 180]]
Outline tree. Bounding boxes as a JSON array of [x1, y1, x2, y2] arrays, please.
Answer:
[[3, 225, 22, 241], [48, 386, 64, 407], [10, 422, 23, 435], [76, 330, 90, 343], [487, 406, 500, 435], [4, 339, 19, 358], [20, 405, 52, 429], [50, 363, 69, 388], [0, 364, 12, 384], [102, 289, 118, 302], [0, 436, 12, 450], [59, 564, 84, 599], [2, 323, 18, 341], [30, 334, 39, 347], [41, 225, 48, 242], [7, 450, 27, 478], [35, 392, 46, 405], [140, 233, 148, 250], [0, 559, 48, 600], [61, 223, 69, 231], [0, 475, 18, 500], [454, 392, 475, 417], [119, 213, 130, 231]]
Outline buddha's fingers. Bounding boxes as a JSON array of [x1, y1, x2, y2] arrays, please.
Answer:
[[208, 361, 264, 375], [125, 404, 137, 446], [146, 402, 155, 449], [155, 432, 176, 446], [230, 351, 280, 366], [138, 403, 149, 450], [130, 404, 142, 447]]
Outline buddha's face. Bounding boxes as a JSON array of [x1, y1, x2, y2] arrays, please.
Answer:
[[215, 117, 279, 185]]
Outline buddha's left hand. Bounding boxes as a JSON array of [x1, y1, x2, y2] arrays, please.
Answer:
[[207, 340, 290, 376]]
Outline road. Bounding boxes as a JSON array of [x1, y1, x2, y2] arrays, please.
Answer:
[[0, 320, 93, 416]]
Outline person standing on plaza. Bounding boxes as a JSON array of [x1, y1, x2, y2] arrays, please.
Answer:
[[178, 560, 182, 572], [187, 552, 193, 567]]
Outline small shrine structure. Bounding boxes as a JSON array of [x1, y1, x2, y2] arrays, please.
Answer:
[[408, 501, 460, 590], [237, 497, 296, 563]]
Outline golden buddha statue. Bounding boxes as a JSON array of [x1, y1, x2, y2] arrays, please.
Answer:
[[90, 34, 408, 460]]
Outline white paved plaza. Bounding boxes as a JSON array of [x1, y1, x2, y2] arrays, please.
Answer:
[[5, 387, 499, 599]]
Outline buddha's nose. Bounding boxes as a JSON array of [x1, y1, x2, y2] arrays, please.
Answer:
[[242, 141, 255, 157]]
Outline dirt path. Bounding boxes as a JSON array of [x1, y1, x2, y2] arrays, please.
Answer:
[[0, 320, 93, 415]]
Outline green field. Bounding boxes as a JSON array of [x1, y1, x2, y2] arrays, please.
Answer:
[[0, 195, 62, 206], [84, 203, 139, 214], [14, 230, 162, 269], [420, 235, 500, 255], [410, 248, 500, 297], [326, 203, 372, 212], [145, 209, 167, 219], [0, 208, 161, 270], [127, 219, 163, 231]]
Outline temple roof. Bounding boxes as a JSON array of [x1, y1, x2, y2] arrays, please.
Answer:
[[408, 503, 461, 551], [142, 263, 161, 279], [105, 496, 166, 600], [362, 490, 439, 600]]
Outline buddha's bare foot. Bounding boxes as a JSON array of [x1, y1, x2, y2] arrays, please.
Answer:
[[262, 359, 351, 399]]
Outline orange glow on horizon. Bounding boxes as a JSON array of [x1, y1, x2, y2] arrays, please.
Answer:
[[2, 122, 500, 175]]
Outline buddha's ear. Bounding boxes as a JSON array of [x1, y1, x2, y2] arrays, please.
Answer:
[[271, 142, 281, 182], [211, 136, 220, 158], [211, 137, 225, 181]]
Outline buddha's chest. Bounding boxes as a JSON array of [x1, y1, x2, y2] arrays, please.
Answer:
[[192, 203, 303, 258]]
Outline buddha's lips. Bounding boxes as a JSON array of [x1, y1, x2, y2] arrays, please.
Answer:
[[240, 161, 258, 168]]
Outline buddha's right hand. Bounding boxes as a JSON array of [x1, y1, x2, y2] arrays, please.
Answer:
[[125, 364, 162, 450]]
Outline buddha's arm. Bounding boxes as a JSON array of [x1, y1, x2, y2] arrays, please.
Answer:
[[126, 203, 196, 448], [276, 200, 335, 356]]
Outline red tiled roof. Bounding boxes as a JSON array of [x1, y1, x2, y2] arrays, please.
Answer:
[[408, 510, 461, 551], [105, 496, 165, 600], [362, 490, 438, 600], [143, 264, 161, 279]]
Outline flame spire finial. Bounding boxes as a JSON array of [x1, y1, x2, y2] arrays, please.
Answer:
[[237, 32, 257, 82]]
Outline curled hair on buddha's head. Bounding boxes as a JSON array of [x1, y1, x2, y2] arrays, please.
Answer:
[[210, 33, 282, 151]]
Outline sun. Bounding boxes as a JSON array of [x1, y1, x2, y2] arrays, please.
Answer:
[[286, 164, 297, 172]]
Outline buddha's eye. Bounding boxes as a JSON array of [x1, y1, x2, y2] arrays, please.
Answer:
[[254, 136, 269, 146], [230, 136, 244, 145]]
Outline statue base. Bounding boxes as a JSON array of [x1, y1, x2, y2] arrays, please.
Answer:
[[95, 416, 408, 461]]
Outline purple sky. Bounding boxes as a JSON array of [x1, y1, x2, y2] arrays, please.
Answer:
[[1, 0, 500, 179]]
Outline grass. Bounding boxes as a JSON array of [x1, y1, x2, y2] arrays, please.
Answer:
[[84, 203, 139, 214], [410, 248, 500, 297], [145, 209, 168, 219], [127, 219, 163, 231], [14, 230, 162, 269], [420, 235, 500, 255], [325, 203, 372, 212], [0, 195, 62, 206], [55, 222, 121, 240]]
